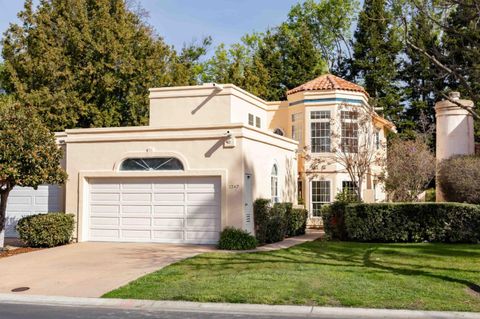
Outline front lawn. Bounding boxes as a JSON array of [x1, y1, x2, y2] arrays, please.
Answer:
[[103, 240, 480, 312]]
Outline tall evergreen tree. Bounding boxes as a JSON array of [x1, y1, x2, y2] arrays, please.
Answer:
[[399, 11, 442, 138], [1, 0, 206, 131], [351, 0, 402, 122]]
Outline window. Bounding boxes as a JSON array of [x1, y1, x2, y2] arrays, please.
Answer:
[[255, 116, 261, 128], [291, 113, 303, 142], [273, 128, 284, 136], [311, 180, 330, 217], [342, 181, 358, 194], [375, 130, 380, 150], [248, 113, 254, 126], [271, 164, 279, 203], [310, 111, 331, 153], [120, 157, 184, 171], [297, 180, 303, 203], [341, 110, 358, 153]]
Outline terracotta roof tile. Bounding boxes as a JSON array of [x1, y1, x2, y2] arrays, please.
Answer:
[[286, 74, 368, 96]]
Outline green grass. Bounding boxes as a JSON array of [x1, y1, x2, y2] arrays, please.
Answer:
[[103, 240, 480, 311]]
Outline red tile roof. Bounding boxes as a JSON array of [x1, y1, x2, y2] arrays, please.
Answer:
[[286, 74, 368, 96]]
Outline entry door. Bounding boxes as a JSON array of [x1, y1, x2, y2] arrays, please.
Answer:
[[244, 174, 254, 234]]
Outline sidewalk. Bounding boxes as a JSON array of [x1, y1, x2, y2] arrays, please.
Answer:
[[221, 230, 323, 253], [0, 293, 478, 319]]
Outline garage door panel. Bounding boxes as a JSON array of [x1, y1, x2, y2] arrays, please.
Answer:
[[88, 177, 220, 244], [122, 230, 151, 239], [122, 217, 151, 226], [153, 193, 185, 202], [91, 193, 120, 202], [90, 229, 120, 239], [153, 231, 184, 240], [90, 217, 119, 227], [153, 218, 184, 228], [122, 193, 151, 202]]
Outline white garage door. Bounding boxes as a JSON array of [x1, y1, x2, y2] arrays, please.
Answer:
[[6, 185, 63, 237], [88, 177, 221, 244]]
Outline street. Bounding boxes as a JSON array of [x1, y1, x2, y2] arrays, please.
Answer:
[[0, 302, 330, 319]]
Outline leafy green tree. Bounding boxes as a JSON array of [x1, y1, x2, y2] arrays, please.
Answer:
[[351, 0, 403, 122], [1, 0, 203, 131], [0, 96, 67, 248]]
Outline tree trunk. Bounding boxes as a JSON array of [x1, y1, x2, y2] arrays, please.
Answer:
[[0, 188, 12, 250]]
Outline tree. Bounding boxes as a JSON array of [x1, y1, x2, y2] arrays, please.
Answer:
[[396, 0, 480, 123], [351, 0, 403, 122], [381, 137, 435, 201], [1, 0, 205, 131], [437, 155, 480, 204], [0, 96, 67, 248], [303, 104, 386, 201], [398, 10, 443, 138]]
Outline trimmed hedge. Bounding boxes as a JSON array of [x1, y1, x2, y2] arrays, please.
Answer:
[[218, 227, 257, 250], [438, 155, 480, 204], [322, 203, 480, 243], [17, 213, 75, 248], [254, 199, 308, 244]]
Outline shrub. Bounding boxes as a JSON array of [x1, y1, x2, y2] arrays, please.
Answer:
[[286, 207, 308, 236], [17, 213, 75, 248], [218, 227, 257, 250], [254, 199, 309, 244], [321, 191, 360, 240], [342, 203, 480, 243], [253, 198, 271, 244], [438, 155, 480, 204]]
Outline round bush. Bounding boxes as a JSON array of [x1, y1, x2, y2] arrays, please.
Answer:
[[438, 155, 480, 204], [218, 227, 257, 250], [16, 213, 75, 248]]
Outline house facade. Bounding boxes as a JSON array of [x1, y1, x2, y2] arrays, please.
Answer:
[[5, 74, 393, 243]]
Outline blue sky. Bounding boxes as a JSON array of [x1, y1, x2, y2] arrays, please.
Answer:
[[0, 0, 300, 54]]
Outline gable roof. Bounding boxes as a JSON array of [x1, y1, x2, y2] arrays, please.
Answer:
[[286, 74, 368, 96]]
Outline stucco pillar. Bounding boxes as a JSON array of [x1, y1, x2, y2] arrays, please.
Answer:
[[435, 92, 475, 201]]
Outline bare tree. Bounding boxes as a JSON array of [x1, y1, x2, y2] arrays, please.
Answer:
[[302, 103, 386, 201], [381, 137, 436, 201]]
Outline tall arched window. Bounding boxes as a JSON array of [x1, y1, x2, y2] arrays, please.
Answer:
[[120, 157, 184, 171], [271, 164, 279, 203]]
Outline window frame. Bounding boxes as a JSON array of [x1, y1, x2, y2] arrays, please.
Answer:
[[340, 110, 359, 153], [310, 110, 331, 153], [271, 164, 279, 203], [291, 112, 303, 143], [311, 180, 331, 217], [119, 157, 184, 171], [248, 113, 254, 126]]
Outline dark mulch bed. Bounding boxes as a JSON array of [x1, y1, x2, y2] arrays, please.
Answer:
[[0, 247, 42, 258]]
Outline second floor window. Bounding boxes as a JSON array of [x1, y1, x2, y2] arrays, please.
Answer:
[[255, 116, 261, 128], [341, 110, 358, 153], [291, 112, 303, 142], [310, 111, 331, 153], [248, 113, 254, 126]]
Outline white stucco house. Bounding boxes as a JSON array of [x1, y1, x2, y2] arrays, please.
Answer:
[[5, 74, 394, 244]]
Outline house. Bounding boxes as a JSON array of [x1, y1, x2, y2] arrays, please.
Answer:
[[5, 74, 394, 244]]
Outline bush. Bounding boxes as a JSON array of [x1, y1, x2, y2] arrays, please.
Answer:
[[218, 227, 257, 250], [17, 213, 75, 248], [253, 198, 271, 244], [438, 155, 480, 204], [325, 203, 480, 243], [321, 190, 360, 240], [286, 207, 308, 237], [254, 199, 309, 244]]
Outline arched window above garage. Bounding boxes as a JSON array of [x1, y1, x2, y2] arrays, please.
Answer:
[[120, 157, 184, 171]]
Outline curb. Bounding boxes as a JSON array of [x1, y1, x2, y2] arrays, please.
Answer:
[[0, 293, 479, 318]]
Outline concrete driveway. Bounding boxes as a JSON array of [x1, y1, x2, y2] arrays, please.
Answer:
[[0, 242, 215, 297]]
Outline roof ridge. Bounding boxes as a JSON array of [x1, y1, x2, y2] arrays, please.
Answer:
[[286, 74, 368, 97]]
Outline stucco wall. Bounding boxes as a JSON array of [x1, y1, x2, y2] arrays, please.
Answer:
[[61, 124, 297, 241]]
